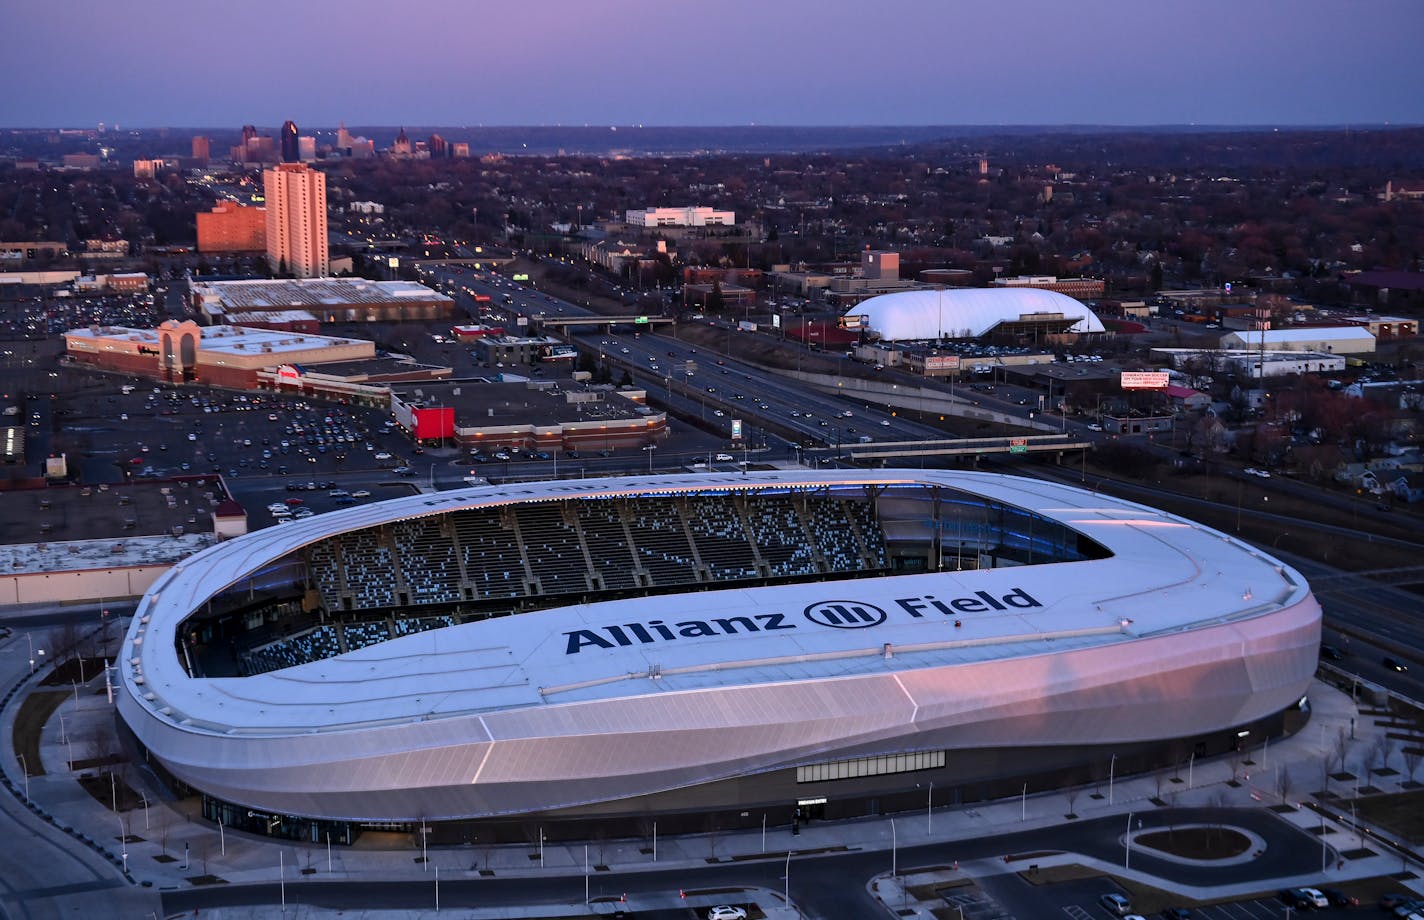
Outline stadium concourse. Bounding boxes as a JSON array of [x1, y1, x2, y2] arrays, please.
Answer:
[[116, 469, 1318, 845]]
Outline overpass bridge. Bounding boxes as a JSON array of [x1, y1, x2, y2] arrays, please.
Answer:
[[822, 433, 1091, 462], [539, 315, 678, 331]]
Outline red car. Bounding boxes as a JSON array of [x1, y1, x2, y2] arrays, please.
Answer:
[[284, 497, 304, 506]]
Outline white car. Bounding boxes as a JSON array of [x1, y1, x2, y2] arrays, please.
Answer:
[[1298, 888, 1328, 908], [374, 452, 393, 461], [351, 490, 371, 498], [706, 908, 747, 920], [714, 453, 734, 462]]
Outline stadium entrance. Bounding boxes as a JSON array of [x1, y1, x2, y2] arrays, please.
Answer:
[[203, 796, 356, 846]]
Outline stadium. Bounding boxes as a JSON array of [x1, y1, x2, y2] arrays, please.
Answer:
[[116, 470, 1319, 844], [850, 288, 1107, 340]]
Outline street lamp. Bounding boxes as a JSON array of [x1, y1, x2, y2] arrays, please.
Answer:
[[1108, 753, 1117, 805], [26, 633, 44, 674]]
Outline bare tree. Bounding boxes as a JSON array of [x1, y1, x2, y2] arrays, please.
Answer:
[[1403, 747, 1423, 786], [1064, 787, 1080, 819], [1329, 727, 1350, 778], [1276, 766, 1294, 806]]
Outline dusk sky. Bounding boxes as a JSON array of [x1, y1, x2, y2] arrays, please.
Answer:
[[6, 0, 1423, 129]]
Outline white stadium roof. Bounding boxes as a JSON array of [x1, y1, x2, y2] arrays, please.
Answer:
[[848, 288, 1106, 340]]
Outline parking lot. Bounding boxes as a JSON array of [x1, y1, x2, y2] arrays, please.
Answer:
[[976, 873, 1373, 920], [54, 375, 425, 486]]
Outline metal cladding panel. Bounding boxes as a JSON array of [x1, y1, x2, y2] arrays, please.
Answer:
[[117, 469, 1325, 821]]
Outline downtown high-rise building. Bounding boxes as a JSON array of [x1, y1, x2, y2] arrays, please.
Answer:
[[280, 120, 300, 163], [263, 163, 328, 278]]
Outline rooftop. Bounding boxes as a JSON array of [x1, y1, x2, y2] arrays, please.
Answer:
[[191, 278, 454, 310]]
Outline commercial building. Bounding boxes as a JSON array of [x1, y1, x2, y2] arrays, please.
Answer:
[[263, 163, 329, 278], [389, 378, 666, 451], [991, 275, 1105, 300], [190, 278, 455, 324], [64, 319, 373, 388], [115, 469, 1318, 844], [1219, 327, 1376, 355], [280, 120, 299, 163], [197, 201, 267, 253], [625, 206, 734, 228]]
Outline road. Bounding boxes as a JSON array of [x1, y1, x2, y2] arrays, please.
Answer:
[[157, 807, 1326, 919]]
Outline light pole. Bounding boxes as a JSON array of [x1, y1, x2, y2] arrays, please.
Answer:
[[1124, 811, 1133, 869], [890, 817, 897, 880], [18, 753, 28, 800], [926, 782, 934, 835], [783, 849, 792, 902], [118, 814, 128, 875], [1108, 753, 1117, 805]]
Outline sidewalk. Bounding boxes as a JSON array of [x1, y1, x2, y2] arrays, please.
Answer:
[[6, 654, 1423, 919]]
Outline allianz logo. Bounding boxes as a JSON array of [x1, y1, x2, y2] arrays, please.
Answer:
[[561, 588, 1043, 654]]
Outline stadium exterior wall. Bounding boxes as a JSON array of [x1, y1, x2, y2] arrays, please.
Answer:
[[115, 470, 1320, 830]]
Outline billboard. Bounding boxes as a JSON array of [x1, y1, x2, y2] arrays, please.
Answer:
[[412, 406, 455, 440], [924, 355, 962, 371], [1121, 371, 1170, 390], [539, 344, 577, 362], [730, 419, 743, 440], [838, 314, 869, 330]]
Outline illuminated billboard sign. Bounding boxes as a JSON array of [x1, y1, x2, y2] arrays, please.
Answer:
[[1121, 371, 1169, 390]]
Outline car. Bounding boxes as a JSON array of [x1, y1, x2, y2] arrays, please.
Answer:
[[374, 452, 393, 461], [1099, 893, 1133, 916], [713, 410, 725, 417], [1380, 894, 1415, 910], [1384, 657, 1409, 672], [705, 908, 747, 920], [1317, 887, 1357, 907], [714, 453, 734, 462], [1278, 888, 1323, 909], [1159, 909, 1192, 919], [1319, 644, 1346, 661], [284, 497, 304, 506], [880, 419, 891, 427], [1086, 423, 1103, 432]]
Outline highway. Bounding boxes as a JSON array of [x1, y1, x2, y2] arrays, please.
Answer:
[[417, 263, 977, 453]]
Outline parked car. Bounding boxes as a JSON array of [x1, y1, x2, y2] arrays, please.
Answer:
[[1098, 893, 1132, 916], [1317, 887, 1357, 907], [705, 908, 747, 920]]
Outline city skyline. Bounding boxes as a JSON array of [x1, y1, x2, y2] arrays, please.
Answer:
[[4, 0, 1423, 130]]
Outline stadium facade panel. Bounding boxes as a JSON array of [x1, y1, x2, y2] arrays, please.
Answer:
[[117, 470, 1319, 825]]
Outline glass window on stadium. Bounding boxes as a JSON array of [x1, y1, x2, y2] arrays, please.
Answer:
[[796, 750, 946, 784], [203, 795, 356, 846]]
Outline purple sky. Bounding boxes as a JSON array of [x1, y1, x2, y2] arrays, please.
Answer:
[[6, 0, 1422, 128]]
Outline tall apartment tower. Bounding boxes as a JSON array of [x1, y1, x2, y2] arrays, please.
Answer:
[[191, 135, 211, 163], [263, 163, 328, 278], [280, 120, 300, 163]]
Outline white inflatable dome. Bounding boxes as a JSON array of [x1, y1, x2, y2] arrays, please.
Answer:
[[848, 288, 1105, 340]]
